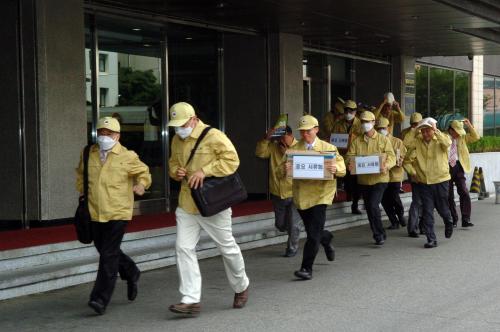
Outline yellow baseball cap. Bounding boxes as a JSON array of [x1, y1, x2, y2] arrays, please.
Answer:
[[334, 101, 345, 114], [96, 116, 120, 132], [297, 115, 319, 130], [168, 102, 196, 127], [360, 111, 376, 121], [449, 120, 466, 136], [344, 100, 357, 110], [375, 117, 390, 128], [410, 112, 423, 124]]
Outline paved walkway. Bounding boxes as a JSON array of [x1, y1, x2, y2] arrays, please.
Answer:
[[2, 198, 500, 332]]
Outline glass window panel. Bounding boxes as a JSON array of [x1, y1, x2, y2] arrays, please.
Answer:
[[429, 67, 453, 118], [454, 71, 469, 118], [84, 22, 93, 143], [483, 76, 495, 136], [415, 64, 429, 116], [496, 78, 500, 136], [97, 19, 164, 200]]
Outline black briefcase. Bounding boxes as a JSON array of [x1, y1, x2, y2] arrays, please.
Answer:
[[74, 145, 93, 244], [186, 127, 247, 217], [191, 173, 248, 217]]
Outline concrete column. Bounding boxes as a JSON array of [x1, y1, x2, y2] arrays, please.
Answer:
[[37, 0, 86, 220], [471, 56, 484, 136], [269, 33, 304, 133], [392, 56, 416, 130]]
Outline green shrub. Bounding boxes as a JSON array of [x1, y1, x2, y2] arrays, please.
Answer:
[[469, 136, 500, 153]]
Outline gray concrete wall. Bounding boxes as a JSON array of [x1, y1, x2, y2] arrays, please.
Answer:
[[37, 0, 86, 220], [483, 55, 500, 77], [279, 33, 304, 132], [417, 56, 473, 72]]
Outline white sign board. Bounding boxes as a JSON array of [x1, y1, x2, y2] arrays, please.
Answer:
[[354, 155, 380, 175], [330, 133, 349, 149], [292, 155, 325, 179]]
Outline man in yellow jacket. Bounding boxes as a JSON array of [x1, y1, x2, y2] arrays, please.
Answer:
[[76, 117, 151, 315], [404, 118, 454, 248], [284, 115, 346, 280], [328, 99, 364, 215], [447, 119, 480, 228], [401, 112, 423, 140], [256, 125, 301, 257], [374, 93, 405, 135], [376, 117, 407, 230], [319, 101, 345, 139], [346, 111, 396, 245], [167, 102, 249, 315]]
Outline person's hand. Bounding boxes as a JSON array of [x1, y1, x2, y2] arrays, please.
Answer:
[[432, 122, 437, 131], [463, 118, 472, 128], [133, 183, 145, 196], [176, 167, 187, 180], [381, 163, 388, 174], [393, 101, 400, 109], [265, 128, 276, 140], [348, 160, 355, 173], [398, 156, 404, 167], [188, 169, 206, 189], [285, 161, 292, 176], [326, 161, 337, 174]]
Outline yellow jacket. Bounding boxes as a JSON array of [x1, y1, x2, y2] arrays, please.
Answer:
[[255, 138, 297, 199], [374, 102, 405, 135], [329, 117, 363, 155], [282, 139, 346, 210], [319, 112, 336, 140], [387, 135, 407, 182], [76, 143, 152, 222], [446, 126, 480, 173], [346, 131, 396, 185], [400, 127, 412, 140], [403, 128, 418, 148], [168, 120, 240, 214], [403, 129, 451, 185]]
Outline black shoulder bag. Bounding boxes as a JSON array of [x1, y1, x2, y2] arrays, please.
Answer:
[[186, 127, 247, 217], [74, 145, 93, 244]]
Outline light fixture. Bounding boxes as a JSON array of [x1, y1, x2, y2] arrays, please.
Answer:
[[143, 43, 151, 47], [132, 28, 141, 31], [411, 15, 419, 20], [185, 37, 193, 40]]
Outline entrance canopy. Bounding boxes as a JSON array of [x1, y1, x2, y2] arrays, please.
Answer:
[[90, 0, 500, 57]]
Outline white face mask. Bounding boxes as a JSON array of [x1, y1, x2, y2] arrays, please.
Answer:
[[345, 113, 355, 121], [362, 122, 374, 133], [378, 129, 388, 136], [97, 135, 117, 151], [175, 126, 193, 139]]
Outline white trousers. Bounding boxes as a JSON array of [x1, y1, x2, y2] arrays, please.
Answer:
[[175, 207, 250, 304]]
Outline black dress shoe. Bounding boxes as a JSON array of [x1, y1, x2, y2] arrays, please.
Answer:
[[399, 217, 407, 227], [283, 249, 297, 257], [294, 268, 312, 280], [375, 239, 385, 245], [453, 220, 458, 228], [351, 207, 362, 215], [387, 224, 399, 230], [88, 300, 106, 315], [127, 270, 140, 301], [324, 244, 335, 261], [445, 222, 453, 238], [462, 221, 474, 227], [424, 241, 438, 248], [408, 231, 419, 238]]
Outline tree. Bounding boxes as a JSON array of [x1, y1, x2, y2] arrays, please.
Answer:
[[118, 67, 161, 106]]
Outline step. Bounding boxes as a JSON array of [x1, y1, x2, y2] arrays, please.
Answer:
[[0, 192, 477, 300]]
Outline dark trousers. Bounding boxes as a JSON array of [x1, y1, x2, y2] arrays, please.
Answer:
[[360, 183, 388, 242], [90, 220, 139, 306], [408, 182, 424, 234], [420, 181, 453, 243], [271, 195, 301, 253], [381, 182, 405, 226], [448, 162, 472, 222], [297, 205, 332, 272], [345, 171, 361, 209]]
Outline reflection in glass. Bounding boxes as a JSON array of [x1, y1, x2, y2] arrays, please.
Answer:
[[454, 71, 469, 118], [429, 67, 453, 118], [483, 76, 495, 136], [496, 79, 500, 136]]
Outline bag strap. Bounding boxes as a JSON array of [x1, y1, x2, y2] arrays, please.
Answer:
[[185, 126, 212, 167], [83, 144, 91, 201]]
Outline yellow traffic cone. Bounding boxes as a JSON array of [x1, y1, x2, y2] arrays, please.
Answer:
[[479, 167, 490, 199], [470, 167, 480, 194]]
